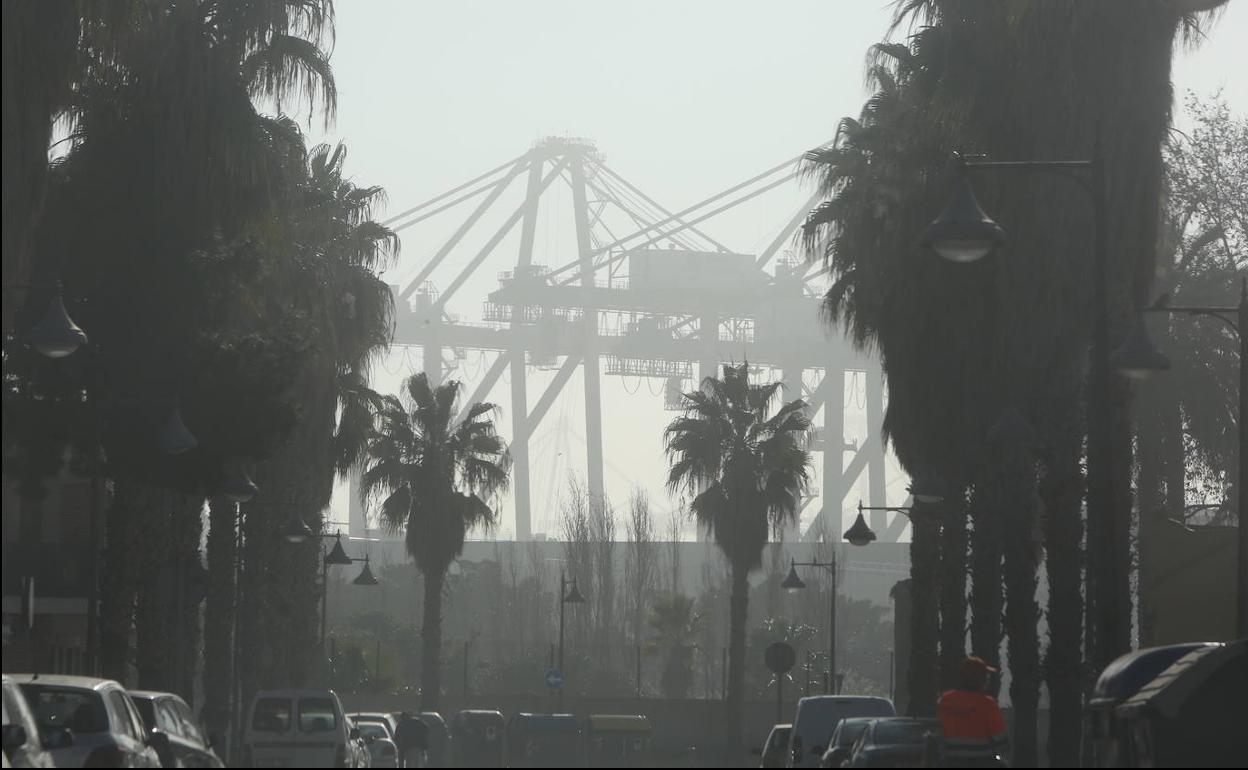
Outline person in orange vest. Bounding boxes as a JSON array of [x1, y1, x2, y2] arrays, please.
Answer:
[[937, 656, 1009, 767]]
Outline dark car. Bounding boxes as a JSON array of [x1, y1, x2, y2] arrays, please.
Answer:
[[819, 718, 874, 768], [129, 691, 223, 768], [845, 717, 943, 768], [755, 723, 790, 768]]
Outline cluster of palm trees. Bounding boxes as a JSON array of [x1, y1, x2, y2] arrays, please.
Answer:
[[800, 1, 1231, 767], [2, 0, 397, 741]]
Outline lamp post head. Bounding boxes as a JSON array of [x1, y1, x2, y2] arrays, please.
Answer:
[[282, 513, 314, 544], [220, 467, 258, 504], [157, 404, 199, 456], [352, 556, 379, 586], [563, 579, 586, 604], [781, 559, 807, 592], [1112, 316, 1172, 380], [844, 508, 877, 547], [27, 285, 88, 358], [324, 531, 354, 566], [921, 171, 1004, 264]]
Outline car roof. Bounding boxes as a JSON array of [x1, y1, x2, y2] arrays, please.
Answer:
[[349, 712, 392, 719], [798, 695, 892, 704], [1091, 643, 1218, 704], [128, 690, 187, 702], [7, 674, 121, 691]]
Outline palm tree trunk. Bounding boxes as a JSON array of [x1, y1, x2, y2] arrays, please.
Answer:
[[908, 513, 941, 717], [969, 481, 1003, 674], [938, 497, 968, 691], [1002, 464, 1041, 768], [421, 567, 445, 710], [1039, 400, 1085, 769], [203, 496, 237, 740], [725, 561, 749, 756], [135, 487, 174, 690], [99, 480, 140, 684]]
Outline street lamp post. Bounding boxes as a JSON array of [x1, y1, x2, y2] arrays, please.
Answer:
[[922, 146, 1127, 669], [1112, 279, 1247, 637], [782, 554, 840, 693], [557, 571, 585, 711]]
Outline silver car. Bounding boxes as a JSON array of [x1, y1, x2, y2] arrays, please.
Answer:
[[10, 675, 161, 768], [2, 675, 55, 769]]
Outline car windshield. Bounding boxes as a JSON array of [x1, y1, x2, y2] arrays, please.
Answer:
[[299, 698, 338, 733], [19, 685, 108, 734], [252, 698, 292, 733], [873, 721, 940, 746], [356, 722, 389, 740]]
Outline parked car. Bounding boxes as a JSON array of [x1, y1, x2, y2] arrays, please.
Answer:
[[10, 674, 161, 768], [753, 723, 791, 768], [844, 717, 943, 768], [129, 691, 223, 768], [242, 689, 366, 768], [349, 717, 398, 769], [786, 696, 895, 768], [2, 675, 55, 768], [818, 718, 875, 768]]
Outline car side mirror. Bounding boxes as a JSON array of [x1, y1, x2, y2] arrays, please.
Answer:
[[148, 730, 171, 753], [349, 727, 361, 741], [44, 726, 75, 750], [208, 731, 222, 749], [2, 724, 28, 752]]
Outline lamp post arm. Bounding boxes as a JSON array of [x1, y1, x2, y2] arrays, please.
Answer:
[[1143, 306, 1240, 336]]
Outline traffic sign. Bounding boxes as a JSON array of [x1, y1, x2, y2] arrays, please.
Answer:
[[765, 642, 796, 674], [545, 668, 564, 689]]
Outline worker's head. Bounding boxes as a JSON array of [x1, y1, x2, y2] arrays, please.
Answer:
[[958, 656, 998, 692]]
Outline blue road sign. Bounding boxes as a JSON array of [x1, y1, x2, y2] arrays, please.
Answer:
[[545, 668, 564, 689]]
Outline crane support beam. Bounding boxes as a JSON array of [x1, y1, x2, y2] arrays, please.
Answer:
[[400, 156, 527, 301]]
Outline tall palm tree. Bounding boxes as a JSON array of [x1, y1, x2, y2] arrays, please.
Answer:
[[664, 362, 811, 753], [363, 373, 511, 709]]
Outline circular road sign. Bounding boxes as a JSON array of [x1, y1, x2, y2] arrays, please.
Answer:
[[545, 668, 565, 689], [765, 642, 797, 674]]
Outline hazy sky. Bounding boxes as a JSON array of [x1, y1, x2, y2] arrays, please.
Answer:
[[317, 1, 1247, 539]]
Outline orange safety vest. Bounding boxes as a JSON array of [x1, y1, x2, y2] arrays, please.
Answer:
[[938, 689, 1008, 757]]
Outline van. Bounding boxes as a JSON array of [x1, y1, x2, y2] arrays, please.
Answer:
[[785, 695, 895, 768], [241, 689, 362, 768]]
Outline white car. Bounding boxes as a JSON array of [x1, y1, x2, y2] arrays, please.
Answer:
[[9, 674, 161, 768], [349, 717, 399, 768], [243, 689, 368, 768], [2, 675, 55, 768]]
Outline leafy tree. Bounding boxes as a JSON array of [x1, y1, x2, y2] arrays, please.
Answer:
[[363, 373, 511, 709], [664, 361, 811, 753], [647, 593, 699, 699]]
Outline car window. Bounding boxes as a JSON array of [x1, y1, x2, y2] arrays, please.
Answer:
[[835, 722, 870, 747], [252, 698, 292, 733], [19, 685, 108, 734], [356, 718, 393, 739], [156, 701, 184, 737], [108, 692, 139, 739], [356, 722, 389, 741], [171, 700, 204, 744], [873, 720, 939, 745], [299, 698, 338, 733]]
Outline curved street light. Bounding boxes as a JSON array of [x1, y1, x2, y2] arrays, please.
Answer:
[[26, 284, 88, 359], [920, 172, 1004, 264]]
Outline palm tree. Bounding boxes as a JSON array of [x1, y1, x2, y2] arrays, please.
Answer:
[[363, 373, 511, 709], [664, 362, 811, 753]]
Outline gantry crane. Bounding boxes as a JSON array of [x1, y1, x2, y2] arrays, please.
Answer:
[[360, 137, 904, 543]]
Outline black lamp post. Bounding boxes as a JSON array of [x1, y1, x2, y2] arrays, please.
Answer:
[[296, 530, 379, 650], [25, 283, 88, 359], [782, 553, 841, 694], [1112, 279, 1247, 637], [922, 147, 1127, 668], [557, 571, 585, 711]]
